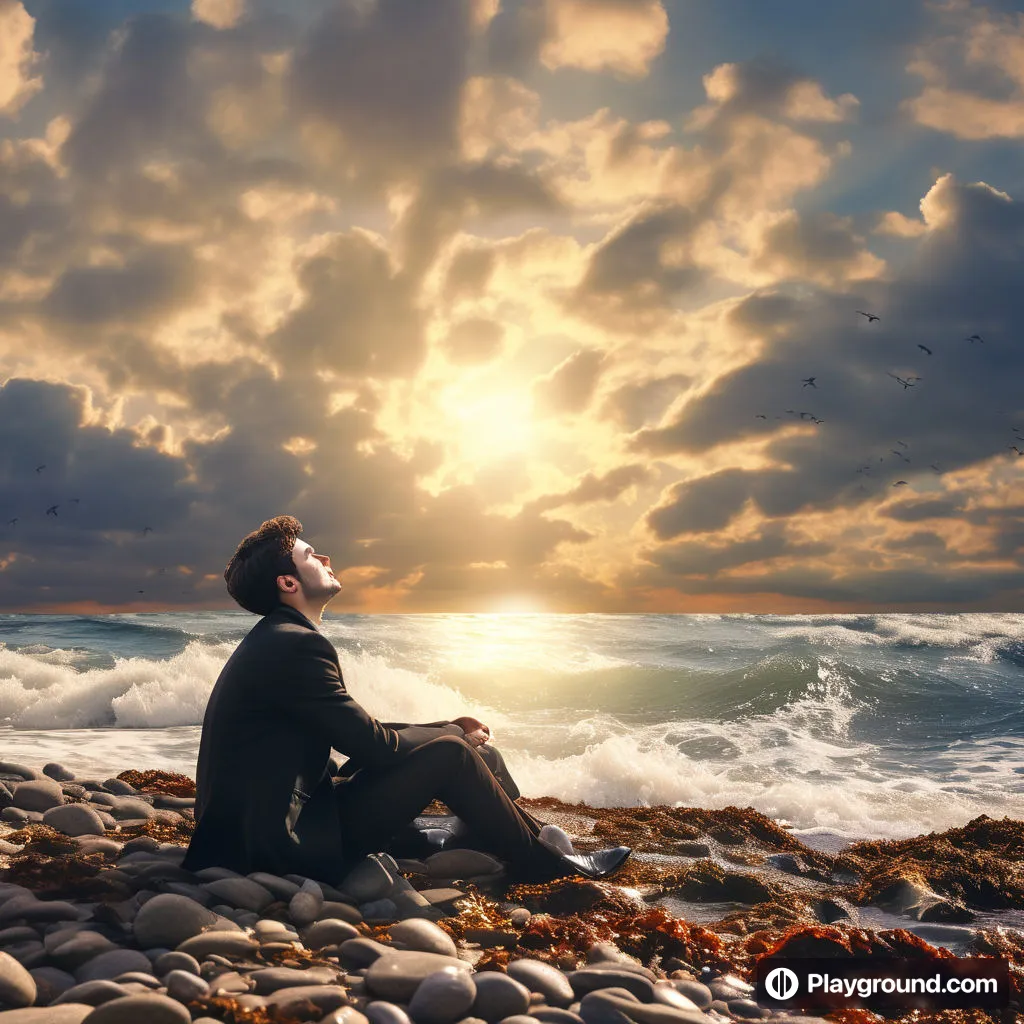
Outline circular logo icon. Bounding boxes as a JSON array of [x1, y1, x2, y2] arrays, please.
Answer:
[[765, 967, 799, 1001]]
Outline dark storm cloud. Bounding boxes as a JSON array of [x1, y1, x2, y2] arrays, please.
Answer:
[[882, 497, 966, 522], [646, 468, 751, 539], [269, 231, 427, 379], [751, 210, 877, 283], [288, 0, 476, 185], [599, 372, 692, 432], [524, 462, 653, 514], [42, 244, 201, 326], [394, 159, 562, 286], [642, 522, 832, 577], [627, 176, 1024, 535]]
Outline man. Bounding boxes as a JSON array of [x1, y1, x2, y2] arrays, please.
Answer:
[[182, 515, 629, 885]]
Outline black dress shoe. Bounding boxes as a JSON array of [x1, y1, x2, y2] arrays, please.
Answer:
[[561, 845, 632, 879]]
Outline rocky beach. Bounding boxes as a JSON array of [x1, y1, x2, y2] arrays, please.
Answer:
[[0, 762, 1021, 1024]]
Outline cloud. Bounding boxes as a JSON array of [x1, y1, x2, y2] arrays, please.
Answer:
[[525, 462, 653, 513], [192, 0, 247, 31], [532, 347, 608, 416], [539, 0, 668, 78], [904, 0, 1024, 139], [0, 1, 42, 117], [599, 371, 692, 432], [443, 316, 505, 365]]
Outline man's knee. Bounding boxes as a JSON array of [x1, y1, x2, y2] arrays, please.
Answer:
[[415, 734, 474, 765]]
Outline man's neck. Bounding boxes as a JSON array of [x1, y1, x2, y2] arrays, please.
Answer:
[[280, 600, 324, 627]]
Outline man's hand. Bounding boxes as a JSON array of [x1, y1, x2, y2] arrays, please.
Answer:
[[452, 716, 490, 746]]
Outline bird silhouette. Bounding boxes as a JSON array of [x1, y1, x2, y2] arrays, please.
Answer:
[[35, 465, 45, 474], [45, 505, 58, 517], [966, 334, 984, 343], [930, 464, 942, 473], [857, 311, 880, 322], [755, 414, 767, 419], [891, 450, 909, 460], [887, 373, 917, 389], [69, 498, 80, 505], [142, 526, 153, 535], [7, 518, 16, 526], [802, 377, 817, 388], [893, 481, 908, 486], [896, 440, 908, 448], [137, 590, 145, 595], [917, 344, 932, 355], [1009, 446, 1023, 457]]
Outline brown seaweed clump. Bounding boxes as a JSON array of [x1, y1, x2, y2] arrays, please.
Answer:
[[0, 824, 109, 896], [841, 815, 1024, 910], [187, 993, 324, 1023], [519, 798, 809, 854], [116, 816, 195, 844], [507, 876, 644, 917], [116, 768, 197, 797]]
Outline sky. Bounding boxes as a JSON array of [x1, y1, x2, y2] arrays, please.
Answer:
[[0, 0, 1023, 614]]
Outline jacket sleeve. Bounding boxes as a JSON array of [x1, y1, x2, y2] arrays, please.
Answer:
[[283, 631, 462, 766]]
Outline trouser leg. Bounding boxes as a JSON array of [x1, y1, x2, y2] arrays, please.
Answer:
[[333, 735, 568, 882]]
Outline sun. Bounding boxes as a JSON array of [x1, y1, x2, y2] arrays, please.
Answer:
[[443, 387, 537, 463]]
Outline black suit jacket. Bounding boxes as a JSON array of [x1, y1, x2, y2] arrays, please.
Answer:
[[182, 603, 463, 883]]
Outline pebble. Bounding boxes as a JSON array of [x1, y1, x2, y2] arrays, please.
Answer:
[[73, 949, 152, 983], [365, 951, 473, 1002], [163, 968, 209, 1002], [41, 806, 106, 838], [424, 850, 505, 878], [568, 969, 656, 1002], [507, 959, 576, 1008], [0, 1008, 96, 1023], [407, 966, 477, 1024], [388, 918, 458, 957], [0, 949, 38, 1007], [11, 781, 66, 813], [471, 971, 531, 1022], [303, 918, 360, 949], [364, 1001, 414, 1024], [78, 992, 193, 1023], [579, 990, 707, 1024]]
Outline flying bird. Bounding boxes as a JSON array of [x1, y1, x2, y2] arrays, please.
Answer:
[[896, 440, 908, 448], [917, 344, 932, 355], [755, 414, 767, 419], [893, 481, 908, 486], [966, 334, 984, 343], [891, 450, 909, 460], [142, 526, 153, 535], [857, 311, 880, 322], [930, 464, 942, 473], [1009, 446, 1023, 456], [45, 505, 58, 517], [802, 377, 817, 388], [7, 518, 16, 526], [35, 465, 45, 474], [137, 590, 145, 595], [887, 373, 917, 389]]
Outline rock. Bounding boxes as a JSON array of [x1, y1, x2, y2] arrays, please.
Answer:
[[471, 971, 531, 1022], [153, 950, 201, 977], [365, 951, 473, 1002], [674, 842, 711, 858], [341, 856, 394, 903], [303, 918, 360, 949], [510, 908, 531, 927], [728, 998, 769, 1019], [812, 897, 856, 924], [43, 764, 77, 782], [75, 839, 122, 858], [360, 899, 398, 921], [77, 992, 193, 1023], [289, 890, 321, 926], [1, 807, 32, 825], [74, 950, 152, 984], [201, 877, 274, 913], [568, 970, 655, 1003], [320, 900, 363, 924], [263, 982, 349, 1013], [110, 971, 159, 989], [174, 931, 259, 960], [407, 967, 477, 1024], [0, 896, 84, 925], [0, 949, 37, 1008], [0, 1007, 95, 1023], [363, 1002, 413, 1024], [424, 850, 505, 878], [101, 779, 139, 796], [30, 966, 79, 1004], [388, 919, 458, 957], [249, 965, 338, 994], [52, 980, 131, 1006], [246, 872, 301, 901], [163, 968, 209, 1003], [872, 878, 974, 923], [579, 990, 707, 1024], [507, 960, 575, 1008], [389, 877, 439, 920], [131, 894, 219, 949], [339, 937, 392, 968], [0, 762, 45, 782], [49, 932, 121, 970], [650, 984, 701, 1013], [12, 780, 67, 812]]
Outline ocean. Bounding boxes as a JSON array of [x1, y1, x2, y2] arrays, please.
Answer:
[[1, 611, 1022, 848]]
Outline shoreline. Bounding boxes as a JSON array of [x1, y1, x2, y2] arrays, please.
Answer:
[[2, 764, 1023, 1022]]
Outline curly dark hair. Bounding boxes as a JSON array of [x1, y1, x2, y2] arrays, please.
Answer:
[[224, 515, 304, 615]]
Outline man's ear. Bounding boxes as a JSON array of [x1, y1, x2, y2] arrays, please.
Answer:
[[276, 573, 298, 593]]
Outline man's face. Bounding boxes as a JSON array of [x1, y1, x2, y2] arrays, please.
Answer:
[[283, 538, 342, 603]]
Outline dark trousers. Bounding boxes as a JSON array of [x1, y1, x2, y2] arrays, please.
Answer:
[[333, 735, 568, 882]]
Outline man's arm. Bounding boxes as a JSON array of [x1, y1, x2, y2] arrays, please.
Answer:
[[282, 631, 461, 766]]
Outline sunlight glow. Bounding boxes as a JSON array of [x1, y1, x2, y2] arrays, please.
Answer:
[[443, 388, 537, 463]]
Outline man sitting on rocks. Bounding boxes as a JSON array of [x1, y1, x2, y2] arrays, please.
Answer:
[[182, 515, 630, 886]]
